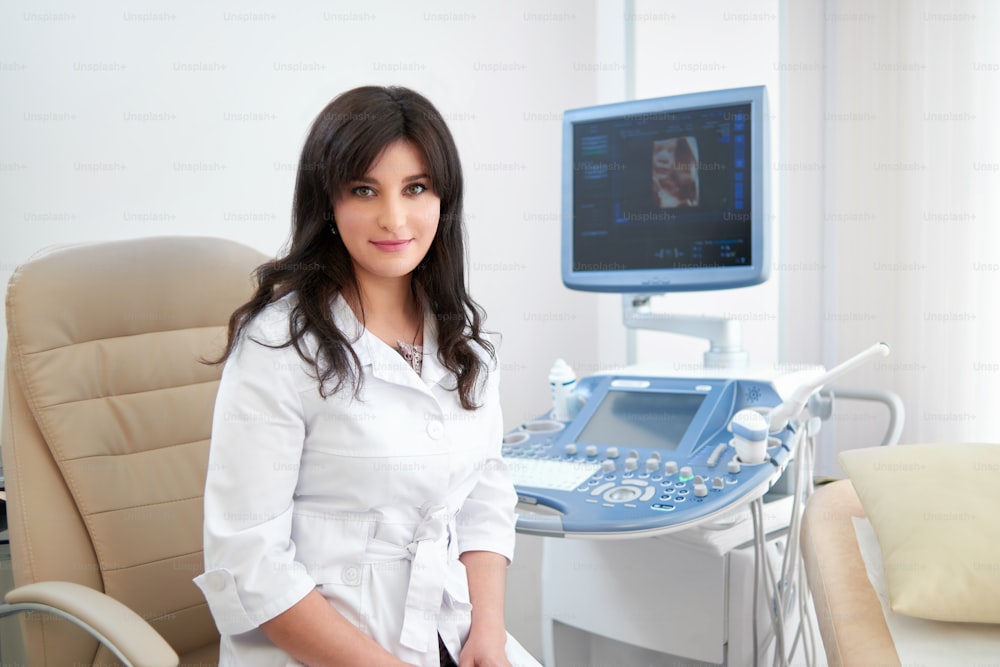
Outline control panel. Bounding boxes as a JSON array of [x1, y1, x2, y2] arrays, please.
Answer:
[[503, 373, 796, 538]]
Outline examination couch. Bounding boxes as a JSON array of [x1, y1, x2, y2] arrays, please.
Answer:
[[801, 443, 1000, 667]]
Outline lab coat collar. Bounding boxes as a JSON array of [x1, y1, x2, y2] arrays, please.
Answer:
[[329, 293, 450, 390]]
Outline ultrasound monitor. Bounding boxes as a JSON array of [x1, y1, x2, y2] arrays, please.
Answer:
[[561, 86, 770, 293]]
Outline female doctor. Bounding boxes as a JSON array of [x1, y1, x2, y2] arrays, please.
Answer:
[[195, 86, 539, 667]]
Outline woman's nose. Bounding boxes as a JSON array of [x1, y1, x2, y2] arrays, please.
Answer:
[[378, 195, 406, 231]]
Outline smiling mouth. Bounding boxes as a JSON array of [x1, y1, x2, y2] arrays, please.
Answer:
[[371, 240, 412, 252]]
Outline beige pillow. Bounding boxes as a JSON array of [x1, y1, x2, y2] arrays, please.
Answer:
[[839, 443, 1000, 624]]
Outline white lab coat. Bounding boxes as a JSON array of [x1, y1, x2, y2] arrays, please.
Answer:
[[195, 294, 538, 667]]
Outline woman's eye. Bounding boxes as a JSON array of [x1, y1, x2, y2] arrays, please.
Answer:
[[352, 186, 375, 197], [405, 183, 428, 195]]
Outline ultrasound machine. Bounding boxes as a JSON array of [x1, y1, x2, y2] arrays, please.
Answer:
[[501, 87, 895, 666]]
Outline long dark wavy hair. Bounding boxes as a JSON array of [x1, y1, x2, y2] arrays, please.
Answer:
[[215, 86, 494, 410]]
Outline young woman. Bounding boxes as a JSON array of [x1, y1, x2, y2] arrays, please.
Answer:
[[195, 86, 537, 667]]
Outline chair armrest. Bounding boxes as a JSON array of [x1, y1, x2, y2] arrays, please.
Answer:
[[1, 581, 179, 667]]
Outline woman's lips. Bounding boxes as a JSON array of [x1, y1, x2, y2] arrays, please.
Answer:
[[371, 239, 412, 252]]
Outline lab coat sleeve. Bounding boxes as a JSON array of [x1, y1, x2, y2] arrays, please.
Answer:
[[194, 310, 316, 636], [454, 362, 518, 563]]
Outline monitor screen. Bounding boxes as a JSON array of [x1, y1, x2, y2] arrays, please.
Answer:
[[561, 86, 770, 293], [575, 390, 706, 451]]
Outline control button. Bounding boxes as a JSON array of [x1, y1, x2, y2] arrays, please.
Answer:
[[674, 496, 686, 503], [664, 461, 679, 475], [624, 458, 638, 472], [693, 475, 704, 485], [606, 447, 619, 459], [650, 452, 661, 460], [706, 441, 729, 467], [676, 489, 688, 496], [621, 479, 648, 487], [427, 421, 445, 439], [727, 458, 742, 474], [645, 458, 660, 472], [590, 482, 615, 496], [712, 477, 725, 490], [604, 486, 641, 503], [628, 449, 639, 460], [564, 444, 577, 456], [693, 481, 708, 497], [640, 487, 656, 502], [601, 460, 616, 473], [585, 445, 598, 457], [679, 466, 694, 481], [652, 503, 675, 512]]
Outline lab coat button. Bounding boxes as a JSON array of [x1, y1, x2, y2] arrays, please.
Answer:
[[427, 420, 445, 439], [205, 571, 227, 593], [342, 565, 361, 586]]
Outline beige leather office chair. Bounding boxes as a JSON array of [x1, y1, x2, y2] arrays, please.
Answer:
[[0, 236, 267, 666]]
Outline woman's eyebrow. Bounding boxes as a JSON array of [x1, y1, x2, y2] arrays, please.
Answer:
[[350, 173, 430, 185]]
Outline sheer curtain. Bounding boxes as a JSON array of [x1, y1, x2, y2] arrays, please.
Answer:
[[782, 0, 1000, 475]]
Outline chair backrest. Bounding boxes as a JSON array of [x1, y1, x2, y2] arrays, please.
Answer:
[[1, 236, 266, 665]]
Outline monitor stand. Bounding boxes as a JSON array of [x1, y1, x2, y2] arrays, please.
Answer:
[[622, 293, 748, 369]]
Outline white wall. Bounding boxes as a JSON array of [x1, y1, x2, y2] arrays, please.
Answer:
[[627, 0, 783, 371], [779, 0, 1000, 476], [0, 0, 605, 659], [0, 0, 603, 432]]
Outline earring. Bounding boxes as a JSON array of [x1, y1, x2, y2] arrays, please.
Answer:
[[328, 222, 338, 236]]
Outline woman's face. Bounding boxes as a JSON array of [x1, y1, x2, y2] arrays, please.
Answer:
[[332, 139, 441, 290]]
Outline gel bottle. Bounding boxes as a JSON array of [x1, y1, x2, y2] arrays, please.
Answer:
[[548, 358, 579, 422]]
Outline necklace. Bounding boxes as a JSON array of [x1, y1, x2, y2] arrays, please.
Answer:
[[395, 324, 423, 375]]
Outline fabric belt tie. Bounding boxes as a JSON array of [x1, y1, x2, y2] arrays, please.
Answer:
[[366, 504, 456, 653]]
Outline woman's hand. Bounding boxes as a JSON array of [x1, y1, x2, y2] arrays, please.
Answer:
[[458, 626, 511, 667], [457, 550, 512, 667]]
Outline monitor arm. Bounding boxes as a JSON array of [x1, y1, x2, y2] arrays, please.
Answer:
[[622, 294, 749, 369]]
